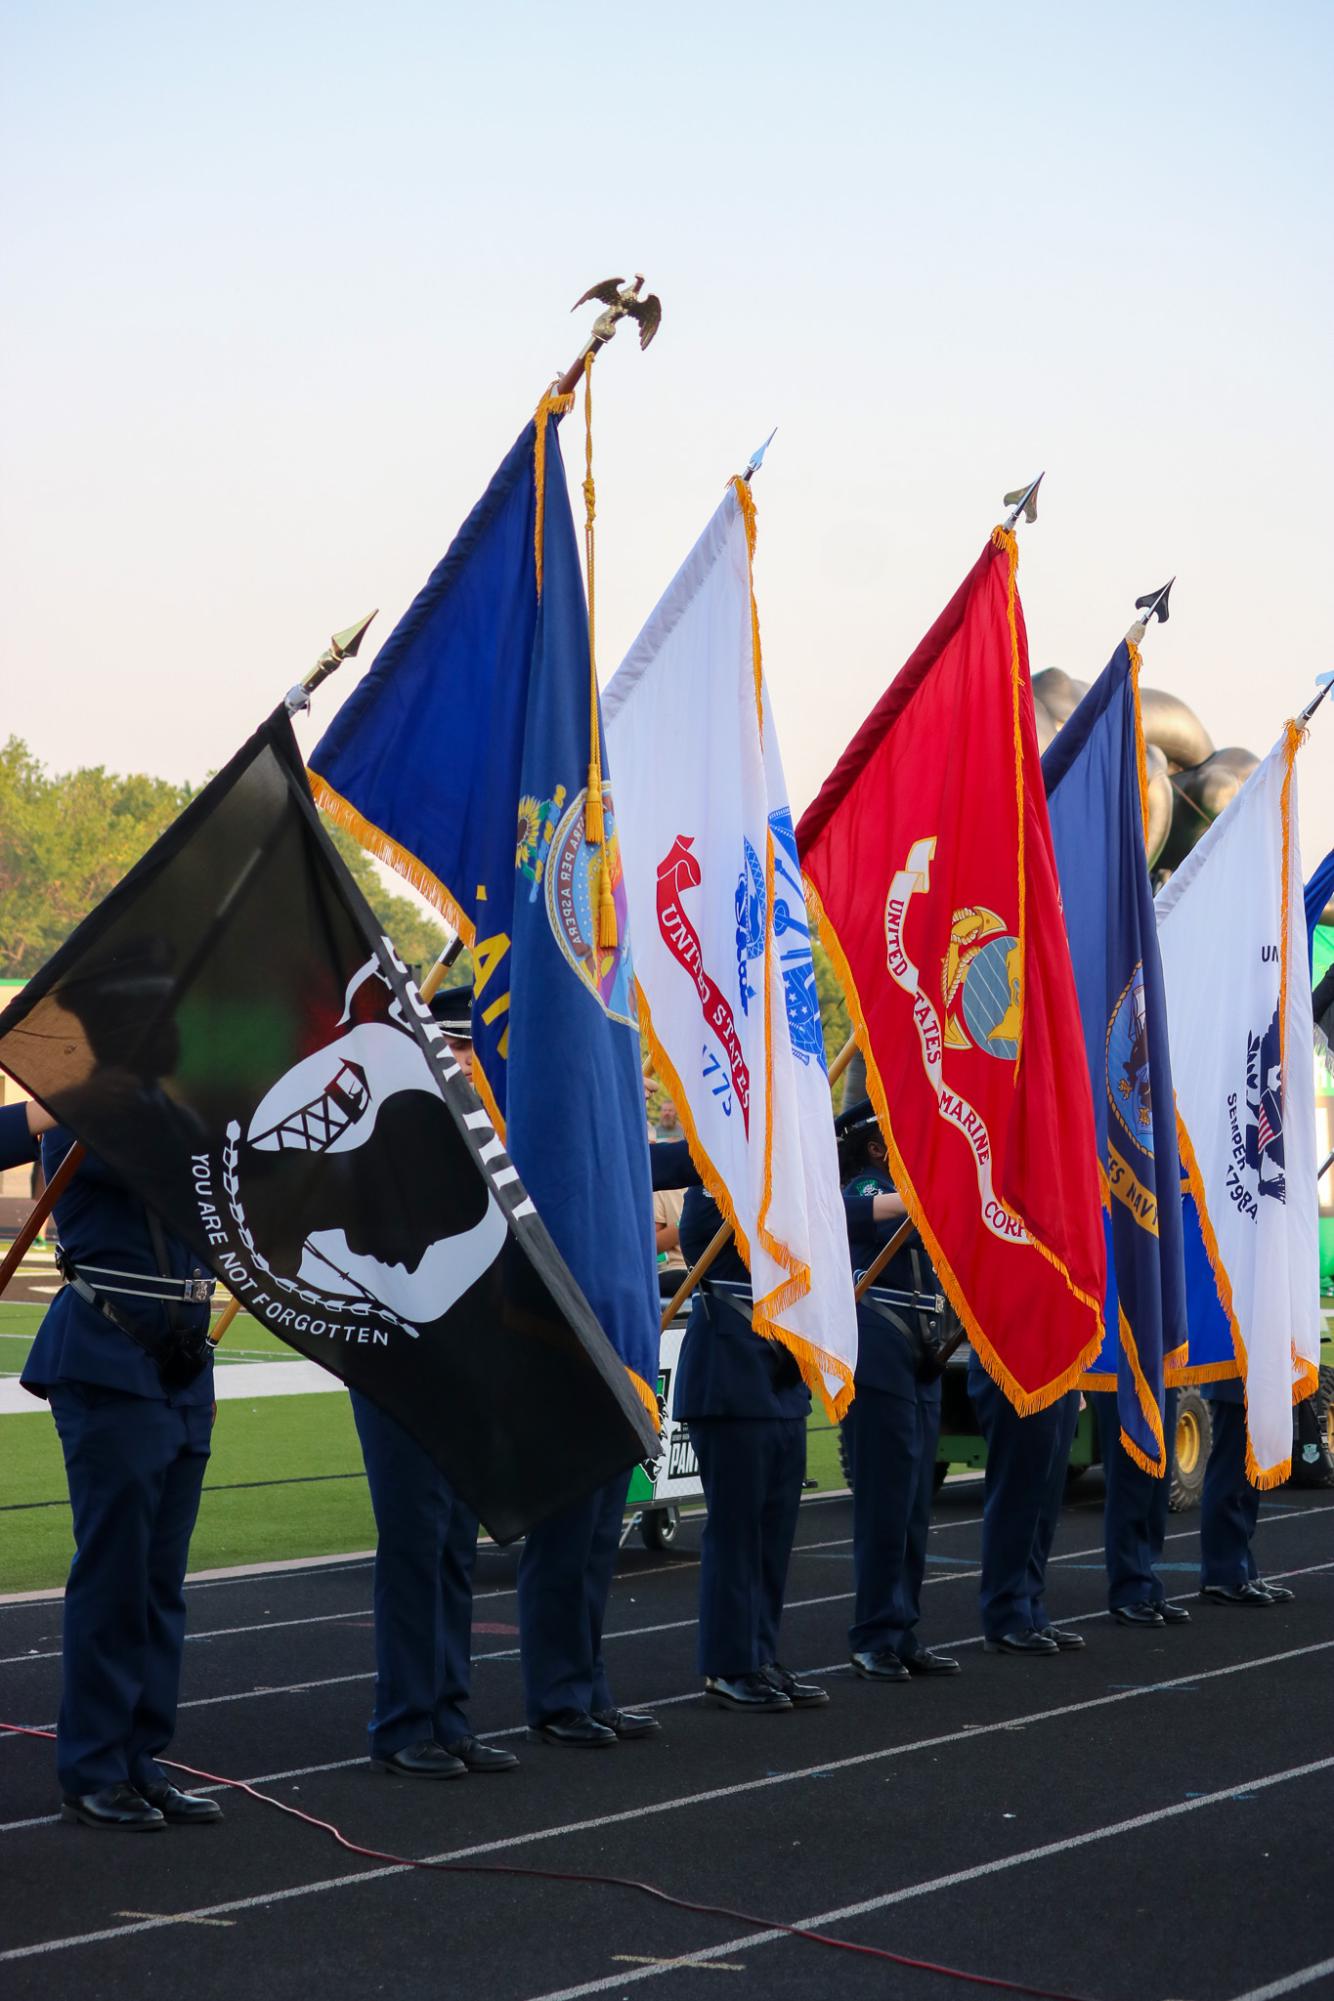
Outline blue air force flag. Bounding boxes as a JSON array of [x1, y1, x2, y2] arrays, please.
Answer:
[[309, 401, 660, 1417], [1155, 726, 1322, 1486], [1042, 642, 1187, 1475]]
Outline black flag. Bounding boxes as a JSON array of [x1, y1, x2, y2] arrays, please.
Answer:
[[0, 711, 657, 1541]]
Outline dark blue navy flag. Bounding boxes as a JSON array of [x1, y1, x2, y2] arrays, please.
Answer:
[[1042, 642, 1187, 1474], [310, 399, 660, 1418]]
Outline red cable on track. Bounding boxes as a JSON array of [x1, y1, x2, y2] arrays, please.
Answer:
[[3, 1720, 1092, 2001]]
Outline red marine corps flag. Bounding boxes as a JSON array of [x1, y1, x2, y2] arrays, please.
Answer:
[[796, 526, 1106, 1411]]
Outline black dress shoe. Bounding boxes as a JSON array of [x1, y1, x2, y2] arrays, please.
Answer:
[[592, 1707, 662, 1739], [60, 1784, 165, 1831], [983, 1628, 1059, 1656], [1156, 1601, 1192, 1625], [850, 1647, 910, 1681], [900, 1646, 961, 1675], [703, 1672, 792, 1712], [441, 1735, 519, 1772], [139, 1782, 223, 1824], [1258, 1580, 1294, 1603], [1200, 1581, 1273, 1607], [1111, 1603, 1164, 1629], [762, 1662, 829, 1707], [371, 1739, 468, 1777], [1038, 1624, 1086, 1651], [526, 1710, 617, 1747]]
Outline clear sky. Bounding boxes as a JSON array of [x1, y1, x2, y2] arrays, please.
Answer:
[[4, 1, 1332, 883]]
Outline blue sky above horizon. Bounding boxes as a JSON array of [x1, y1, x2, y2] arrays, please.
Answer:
[[3, 1, 1332, 877]]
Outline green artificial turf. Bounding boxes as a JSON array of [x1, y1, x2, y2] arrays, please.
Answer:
[[0, 1390, 376, 1596], [1, 1389, 851, 1597]]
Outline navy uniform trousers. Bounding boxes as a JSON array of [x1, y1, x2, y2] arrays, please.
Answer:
[[689, 1416, 806, 1679], [845, 1358, 942, 1658], [841, 1171, 943, 1661], [20, 1123, 214, 1797], [1199, 1382, 1262, 1589], [1091, 1387, 1178, 1610], [673, 1181, 810, 1681], [48, 1390, 211, 1795], [350, 1391, 480, 1757], [517, 1474, 630, 1722], [967, 1355, 1079, 1638]]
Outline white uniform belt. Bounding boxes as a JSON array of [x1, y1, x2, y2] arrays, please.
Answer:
[[65, 1261, 215, 1305]]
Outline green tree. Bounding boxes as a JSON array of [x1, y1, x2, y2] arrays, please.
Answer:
[[0, 737, 450, 981], [0, 738, 194, 977]]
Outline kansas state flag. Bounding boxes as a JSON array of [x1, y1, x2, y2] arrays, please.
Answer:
[[1042, 642, 1187, 1474], [309, 400, 660, 1415]]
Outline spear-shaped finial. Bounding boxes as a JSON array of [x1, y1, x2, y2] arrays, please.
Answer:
[[1002, 473, 1044, 531], [553, 274, 662, 397], [742, 427, 777, 484], [285, 611, 378, 717], [1126, 578, 1174, 644]]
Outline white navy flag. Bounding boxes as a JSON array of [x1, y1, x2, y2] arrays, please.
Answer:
[[1155, 725, 1321, 1484], [604, 479, 857, 1415]]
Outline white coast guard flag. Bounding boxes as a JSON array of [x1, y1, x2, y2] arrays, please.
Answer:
[[603, 480, 858, 1417], [1155, 726, 1321, 1485]]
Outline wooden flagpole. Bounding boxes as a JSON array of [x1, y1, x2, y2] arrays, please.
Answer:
[[0, 1140, 82, 1302]]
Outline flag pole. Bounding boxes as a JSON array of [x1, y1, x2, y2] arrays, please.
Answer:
[[852, 1217, 918, 1301], [1297, 674, 1334, 729], [196, 610, 379, 1348], [0, 1142, 83, 1302], [659, 1035, 859, 1330]]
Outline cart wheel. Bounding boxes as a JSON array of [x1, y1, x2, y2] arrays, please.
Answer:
[[640, 1506, 680, 1550], [1169, 1388, 1212, 1512]]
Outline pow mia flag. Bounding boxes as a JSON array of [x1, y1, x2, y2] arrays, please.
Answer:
[[0, 711, 657, 1541]]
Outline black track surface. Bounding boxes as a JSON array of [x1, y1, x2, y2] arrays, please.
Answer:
[[2, 1476, 1332, 2001]]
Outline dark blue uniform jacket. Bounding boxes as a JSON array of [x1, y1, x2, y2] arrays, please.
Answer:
[[672, 1183, 811, 1424], [843, 1166, 937, 1398], [21, 1126, 213, 1405]]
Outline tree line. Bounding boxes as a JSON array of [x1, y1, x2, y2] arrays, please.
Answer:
[[0, 734, 852, 1106]]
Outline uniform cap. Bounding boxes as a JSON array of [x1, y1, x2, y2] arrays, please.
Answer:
[[429, 981, 474, 1043], [834, 1096, 880, 1142]]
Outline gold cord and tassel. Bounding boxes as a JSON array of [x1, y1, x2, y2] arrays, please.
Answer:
[[580, 352, 618, 952]]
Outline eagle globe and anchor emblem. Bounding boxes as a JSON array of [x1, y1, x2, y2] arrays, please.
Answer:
[[941, 906, 1023, 1060], [516, 782, 636, 1023]]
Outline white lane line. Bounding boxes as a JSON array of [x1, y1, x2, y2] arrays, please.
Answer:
[[0, 1530, 905, 1664], [0, 1494, 986, 1615], [4, 1550, 1329, 1747], [1, 1635, 1331, 1962], [1229, 1955, 1334, 2001], [516, 1748, 1334, 2001]]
